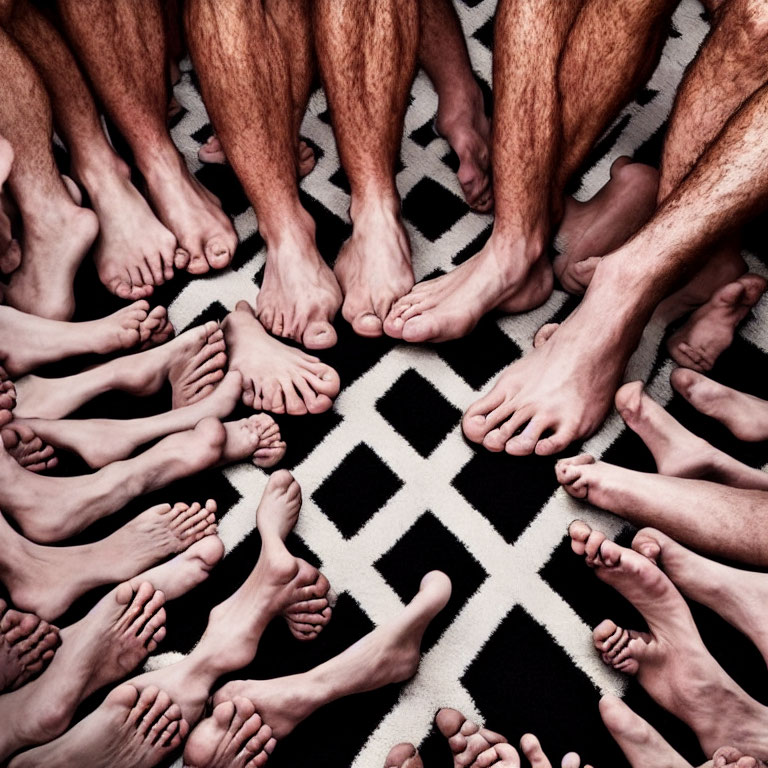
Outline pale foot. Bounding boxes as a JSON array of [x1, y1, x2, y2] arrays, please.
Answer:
[[334, 203, 414, 338], [599, 695, 693, 768], [0, 365, 15, 428], [0, 581, 166, 760], [89, 161, 178, 299], [712, 748, 768, 768], [385, 235, 552, 343], [4, 500, 218, 621], [1, 422, 57, 472], [463, 299, 626, 455], [5, 204, 99, 320], [0, 300, 172, 377], [255, 215, 341, 349], [569, 520, 768, 758], [224, 301, 340, 414], [667, 274, 767, 371], [0, 135, 20, 276], [141, 150, 237, 275], [200, 571, 451, 763], [556, 454, 622, 507], [9, 683, 188, 768], [671, 368, 768, 442], [434, 81, 492, 212], [553, 159, 658, 294], [222, 414, 287, 469], [199, 135, 316, 178], [615, 381, 768, 489], [435, 707, 511, 767], [0, 600, 59, 692], [631, 527, 768, 668], [385, 743, 424, 768]]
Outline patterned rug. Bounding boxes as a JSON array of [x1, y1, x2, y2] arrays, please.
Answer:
[[50, 1, 768, 766]]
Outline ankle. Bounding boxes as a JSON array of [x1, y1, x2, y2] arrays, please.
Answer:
[[258, 205, 316, 251], [349, 192, 402, 228], [72, 151, 132, 198], [487, 227, 547, 270]]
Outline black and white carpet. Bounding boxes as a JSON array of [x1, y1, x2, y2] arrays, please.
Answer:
[[48, 0, 768, 765]]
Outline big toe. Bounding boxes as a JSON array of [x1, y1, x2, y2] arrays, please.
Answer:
[[205, 237, 233, 270], [401, 314, 438, 343], [303, 320, 337, 350], [385, 743, 423, 768], [351, 311, 384, 337]]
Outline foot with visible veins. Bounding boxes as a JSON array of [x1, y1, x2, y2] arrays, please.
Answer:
[[554, 159, 658, 295], [127, 471, 333, 726], [334, 201, 415, 338], [9, 683, 189, 768], [199, 134, 317, 178], [15, 372, 242, 469], [0, 581, 166, 761], [221, 414, 287, 469], [14, 321, 226, 420], [615, 381, 768, 490], [139, 149, 237, 275], [569, 520, 768, 758], [0, 600, 59, 692], [255, 214, 342, 349], [87, 160, 178, 299], [1, 422, 57, 472], [224, 301, 340, 414], [5, 198, 99, 320], [0, 300, 172, 377], [385, 233, 553, 343], [598, 695, 693, 768], [191, 571, 451, 767], [0, 417, 226, 543], [1, 499, 218, 621], [667, 274, 767, 371], [631, 527, 768, 669], [671, 368, 768, 442]]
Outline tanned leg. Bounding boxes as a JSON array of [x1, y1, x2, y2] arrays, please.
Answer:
[[57, 0, 237, 275], [315, 0, 419, 338], [418, 0, 492, 212], [0, 22, 97, 319], [464, 80, 768, 457], [9, 0, 178, 300], [186, 0, 340, 350]]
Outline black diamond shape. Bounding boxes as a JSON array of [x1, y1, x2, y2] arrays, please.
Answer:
[[376, 369, 461, 457], [328, 166, 351, 194], [453, 224, 491, 265], [410, 119, 439, 148], [375, 511, 487, 653], [453, 450, 560, 544], [312, 443, 403, 538], [472, 17, 494, 50], [636, 86, 659, 106], [402, 178, 467, 241], [436, 317, 520, 389]]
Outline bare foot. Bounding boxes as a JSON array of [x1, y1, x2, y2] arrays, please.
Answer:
[[463, 293, 626, 455], [88, 161, 178, 299], [0, 365, 15, 428], [436, 707, 512, 767], [671, 368, 768, 442], [569, 520, 768, 758], [667, 274, 767, 371], [615, 381, 768, 490], [13, 321, 226, 419], [224, 301, 340, 414], [0, 581, 166, 761], [2, 499, 218, 621], [5, 202, 99, 320], [9, 683, 188, 768], [385, 743, 424, 768], [141, 150, 237, 275], [221, 414, 287, 468], [0, 600, 59, 692], [256, 214, 342, 349], [598, 695, 693, 768], [334, 202, 414, 338], [199, 135, 317, 178], [533, 322, 559, 348], [553, 159, 658, 294], [631, 527, 768, 669], [434, 80, 492, 212], [197, 571, 451, 765], [712, 748, 768, 768], [1, 422, 57, 472], [0, 135, 21, 276], [0, 300, 172, 376], [384, 235, 552, 343]]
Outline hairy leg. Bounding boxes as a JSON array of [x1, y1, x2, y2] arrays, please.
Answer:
[[57, 0, 237, 275], [315, 0, 419, 338]]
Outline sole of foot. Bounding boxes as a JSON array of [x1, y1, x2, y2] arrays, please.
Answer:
[[224, 301, 340, 415], [553, 158, 658, 295], [670, 367, 768, 442], [0, 600, 59, 692], [667, 274, 767, 371], [2, 423, 57, 473], [222, 414, 287, 468]]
